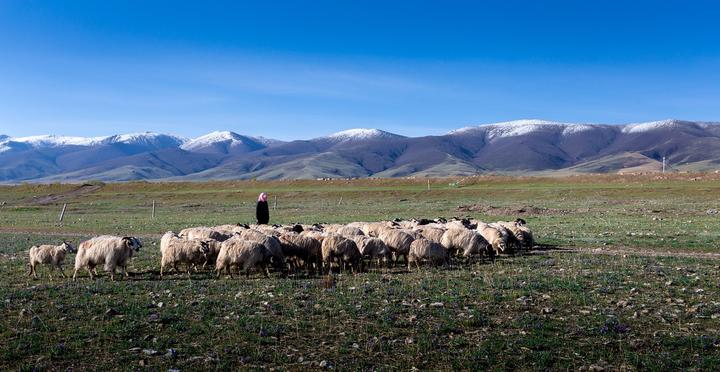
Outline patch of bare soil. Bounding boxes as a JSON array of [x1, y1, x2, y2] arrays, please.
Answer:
[[456, 204, 570, 216], [25, 183, 103, 205]]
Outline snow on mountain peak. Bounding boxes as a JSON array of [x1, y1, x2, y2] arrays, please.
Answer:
[[324, 128, 403, 142], [621, 119, 685, 134], [448, 119, 598, 139]]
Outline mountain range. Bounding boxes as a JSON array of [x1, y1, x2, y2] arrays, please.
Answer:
[[2, 119, 720, 183]]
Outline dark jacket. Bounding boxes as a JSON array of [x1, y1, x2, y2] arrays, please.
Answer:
[[256, 200, 269, 225]]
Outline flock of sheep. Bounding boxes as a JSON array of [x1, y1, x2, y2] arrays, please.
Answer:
[[27, 217, 534, 281]]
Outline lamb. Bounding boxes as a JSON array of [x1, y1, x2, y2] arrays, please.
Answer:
[[476, 222, 508, 256], [440, 228, 492, 259], [278, 233, 323, 275], [415, 226, 446, 243], [179, 227, 232, 242], [73, 235, 142, 281], [408, 238, 448, 269], [159, 232, 211, 278], [351, 235, 391, 267], [378, 229, 414, 264], [321, 234, 363, 273], [215, 238, 280, 279], [28, 241, 76, 280]]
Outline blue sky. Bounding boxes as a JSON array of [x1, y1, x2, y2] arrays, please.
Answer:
[[1, 0, 719, 140]]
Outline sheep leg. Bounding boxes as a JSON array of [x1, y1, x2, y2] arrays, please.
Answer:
[[57, 264, 67, 278], [87, 267, 95, 280], [121, 265, 129, 278], [30, 263, 38, 279], [160, 263, 165, 279]]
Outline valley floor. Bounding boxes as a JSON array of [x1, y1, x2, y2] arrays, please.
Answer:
[[1, 174, 719, 370]]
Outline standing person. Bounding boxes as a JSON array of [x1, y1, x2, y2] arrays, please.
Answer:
[[256, 192, 269, 225]]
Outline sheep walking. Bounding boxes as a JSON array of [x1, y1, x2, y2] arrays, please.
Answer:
[[408, 238, 448, 269], [73, 236, 142, 281], [215, 238, 280, 279], [159, 232, 211, 278], [28, 241, 75, 280]]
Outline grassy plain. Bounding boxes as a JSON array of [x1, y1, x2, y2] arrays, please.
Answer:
[[1, 174, 720, 370]]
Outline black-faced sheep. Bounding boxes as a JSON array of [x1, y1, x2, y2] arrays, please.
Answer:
[[28, 241, 75, 280], [72, 235, 142, 281]]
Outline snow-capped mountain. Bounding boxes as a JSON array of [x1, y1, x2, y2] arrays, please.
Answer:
[[322, 128, 406, 143], [0, 132, 186, 154], [3, 119, 720, 182], [181, 131, 270, 155]]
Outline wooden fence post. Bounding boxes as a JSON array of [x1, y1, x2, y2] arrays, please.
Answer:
[[59, 203, 67, 222], [152, 200, 156, 219]]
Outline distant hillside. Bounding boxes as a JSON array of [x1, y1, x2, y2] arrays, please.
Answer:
[[2, 120, 720, 183]]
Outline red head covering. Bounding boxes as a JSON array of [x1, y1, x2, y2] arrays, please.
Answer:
[[258, 192, 268, 202]]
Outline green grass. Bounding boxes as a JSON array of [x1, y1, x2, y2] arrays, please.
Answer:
[[1, 175, 720, 370]]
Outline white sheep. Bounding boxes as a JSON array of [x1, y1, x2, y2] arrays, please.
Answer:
[[408, 238, 448, 269], [72, 235, 142, 281], [440, 228, 491, 259], [415, 226, 446, 243], [278, 232, 323, 275], [378, 229, 415, 265], [179, 226, 232, 242], [159, 232, 211, 278], [476, 222, 508, 256], [215, 238, 280, 279], [351, 235, 391, 267], [28, 241, 75, 280], [321, 234, 363, 273]]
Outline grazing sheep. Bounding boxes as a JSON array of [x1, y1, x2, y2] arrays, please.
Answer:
[[378, 229, 414, 265], [408, 238, 448, 269], [321, 234, 363, 273], [237, 229, 285, 263], [28, 241, 75, 280], [335, 225, 365, 237], [415, 226, 446, 243], [490, 222, 521, 253], [514, 219, 534, 249], [352, 235, 391, 267], [477, 222, 508, 256], [440, 229, 491, 259], [401, 229, 423, 240], [159, 232, 211, 278], [179, 227, 232, 242], [300, 230, 326, 243], [215, 238, 280, 279], [361, 222, 394, 237], [278, 233, 322, 275], [73, 236, 142, 281]]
